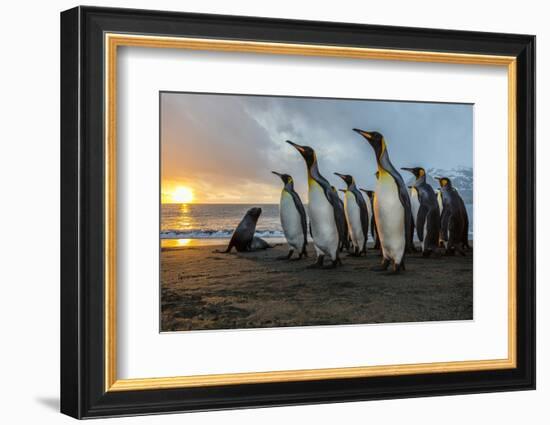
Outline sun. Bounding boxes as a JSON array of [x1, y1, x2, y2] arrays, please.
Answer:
[[171, 186, 194, 204]]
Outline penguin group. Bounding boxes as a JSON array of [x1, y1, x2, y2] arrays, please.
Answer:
[[272, 129, 470, 274]]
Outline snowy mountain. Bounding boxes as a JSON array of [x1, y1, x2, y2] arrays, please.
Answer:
[[405, 166, 473, 203]]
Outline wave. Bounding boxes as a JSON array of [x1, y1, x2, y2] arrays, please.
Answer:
[[161, 228, 473, 240], [160, 229, 285, 239]]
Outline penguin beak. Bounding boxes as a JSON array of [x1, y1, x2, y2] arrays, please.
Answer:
[[400, 167, 414, 175], [334, 172, 345, 179], [271, 171, 282, 177], [286, 140, 305, 153], [353, 128, 373, 140]]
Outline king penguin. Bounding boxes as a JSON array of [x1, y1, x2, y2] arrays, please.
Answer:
[[271, 171, 308, 260], [286, 140, 344, 268], [334, 173, 369, 256], [353, 129, 412, 273], [435, 177, 468, 255], [402, 167, 441, 256]]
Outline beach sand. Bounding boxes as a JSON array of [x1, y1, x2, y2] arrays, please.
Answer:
[[161, 243, 473, 332]]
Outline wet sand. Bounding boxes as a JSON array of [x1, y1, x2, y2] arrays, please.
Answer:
[[161, 243, 473, 332]]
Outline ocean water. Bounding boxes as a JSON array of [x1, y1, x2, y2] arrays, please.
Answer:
[[161, 203, 474, 247], [161, 204, 283, 246]]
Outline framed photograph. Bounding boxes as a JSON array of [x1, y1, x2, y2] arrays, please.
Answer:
[[60, 6, 535, 419]]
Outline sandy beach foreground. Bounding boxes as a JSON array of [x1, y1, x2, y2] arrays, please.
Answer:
[[161, 243, 473, 332]]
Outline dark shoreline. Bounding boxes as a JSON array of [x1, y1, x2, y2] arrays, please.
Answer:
[[161, 243, 473, 332]]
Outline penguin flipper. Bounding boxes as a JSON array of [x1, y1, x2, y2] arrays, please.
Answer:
[[396, 182, 413, 251], [460, 198, 470, 247], [353, 190, 370, 244], [416, 204, 428, 241], [288, 189, 308, 251], [325, 186, 347, 246], [440, 207, 451, 242]]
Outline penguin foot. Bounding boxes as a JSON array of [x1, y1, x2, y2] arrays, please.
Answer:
[[371, 265, 388, 271], [386, 261, 405, 275], [371, 259, 390, 272], [276, 249, 294, 260], [324, 258, 342, 269], [306, 255, 325, 269]]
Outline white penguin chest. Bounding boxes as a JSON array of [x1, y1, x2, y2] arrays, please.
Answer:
[[280, 191, 303, 247], [375, 175, 405, 241], [365, 195, 372, 218], [308, 181, 338, 247], [344, 191, 364, 240], [410, 188, 420, 226]]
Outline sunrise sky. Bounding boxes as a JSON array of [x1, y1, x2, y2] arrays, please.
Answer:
[[161, 92, 473, 204]]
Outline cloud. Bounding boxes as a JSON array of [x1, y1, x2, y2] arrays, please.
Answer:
[[161, 92, 472, 203]]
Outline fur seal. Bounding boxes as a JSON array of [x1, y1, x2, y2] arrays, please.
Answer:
[[215, 207, 272, 253]]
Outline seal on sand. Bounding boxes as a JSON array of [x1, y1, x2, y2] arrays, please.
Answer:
[[214, 207, 272, 253]]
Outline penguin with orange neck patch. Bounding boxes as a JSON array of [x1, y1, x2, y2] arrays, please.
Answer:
[[353, 129, 412, 273], [436, 176, 469, 255], [271, 171, 308, 260], [402, 167, 441, 256], [286, 140, 345, 268], [334, 173, 369, 256]]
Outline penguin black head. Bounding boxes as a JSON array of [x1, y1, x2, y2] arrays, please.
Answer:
[[246, 207, 262, 221], [271, 171, 293, 186], [401, 167, 426, 179], [353, 129, 386, 159], [334, 172, 354, 188], [435, 177, 452, 188], [286, 140, 316, 168]]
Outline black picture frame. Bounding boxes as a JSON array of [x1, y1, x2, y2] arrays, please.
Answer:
[[61, 6, 535, 419]]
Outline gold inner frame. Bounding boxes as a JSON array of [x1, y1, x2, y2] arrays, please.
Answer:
[[104, 33, 517, 392]]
